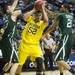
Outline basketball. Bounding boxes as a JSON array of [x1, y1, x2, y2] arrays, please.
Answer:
[[34, 0, 43, 11]]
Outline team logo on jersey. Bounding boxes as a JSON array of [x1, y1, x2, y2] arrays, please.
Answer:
[[28, 23, 40, 35]]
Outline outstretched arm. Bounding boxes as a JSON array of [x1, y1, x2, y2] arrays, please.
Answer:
[[45, 7, 58, 18], [8, 0, 22, 22], [41, 3, 49, 24], [8, 0, 19, 13], [44, 19, 59, 35], [23, 9, 35, 21]]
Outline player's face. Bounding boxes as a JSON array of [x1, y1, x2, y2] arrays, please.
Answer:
[[34, 11, 42, 22]]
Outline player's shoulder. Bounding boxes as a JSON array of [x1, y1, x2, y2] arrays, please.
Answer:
[[58, 13, 65, 16], [25, 16, 33, 22]]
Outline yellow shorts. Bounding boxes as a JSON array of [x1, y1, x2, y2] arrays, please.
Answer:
[[18, 42, 43, 65]]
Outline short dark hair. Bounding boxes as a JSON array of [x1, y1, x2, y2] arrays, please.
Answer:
[[63, 3, 70, 10]]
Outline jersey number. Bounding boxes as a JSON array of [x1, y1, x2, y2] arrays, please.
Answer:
[[28, 23, 38, 35], [67, 18, 72, 28], [28, 26, 37, 34]]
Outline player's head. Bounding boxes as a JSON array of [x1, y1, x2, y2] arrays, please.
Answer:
[[34, 0, 44, 12], [33, 0, 45, 22], [33, 11, 42, 22], [60, 3, 70, 12]]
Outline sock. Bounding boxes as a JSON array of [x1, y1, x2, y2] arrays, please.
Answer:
[[69, 68, 75, 73], [60, 72, 63, 75]]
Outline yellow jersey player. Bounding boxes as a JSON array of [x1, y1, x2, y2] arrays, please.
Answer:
[[10, 0, 48, 75]]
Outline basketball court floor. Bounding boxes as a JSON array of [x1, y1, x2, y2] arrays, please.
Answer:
[[4, 70, 73, 75]]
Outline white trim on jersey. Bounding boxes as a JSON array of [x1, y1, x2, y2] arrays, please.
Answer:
[[9, 39, 18, 63], [54, 35, 69, 61]]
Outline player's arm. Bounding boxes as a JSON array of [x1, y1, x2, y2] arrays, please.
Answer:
[[23, 9, 35, 21], [7, 0, 22, 22], [41, 3, 48, 24], [45, 8, 58, 18], [45, 14, 62, 35], [44, 19, 59, 35], [11, 10, 22, 22], [8, 0, 19, 13]]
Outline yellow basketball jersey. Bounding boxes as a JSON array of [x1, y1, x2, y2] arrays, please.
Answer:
[[22, 16, 47, 44]]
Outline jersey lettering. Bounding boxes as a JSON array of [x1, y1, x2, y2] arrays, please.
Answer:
[[28, 23, 40, 35], [66, 14, 73, 28]]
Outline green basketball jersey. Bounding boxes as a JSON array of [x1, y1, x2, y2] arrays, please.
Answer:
[[55, 12, 73, 61], [56, 12, 73, 35], [0, 13, 17, 61], [2, 13, 17, 39]]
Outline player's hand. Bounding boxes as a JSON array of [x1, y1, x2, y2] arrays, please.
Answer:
[[12, 10, 21, 16], [42, 0, 46, 8]]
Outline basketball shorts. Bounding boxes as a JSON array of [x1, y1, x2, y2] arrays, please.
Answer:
[[0, 38, 18, 63], [18, 41, 43, 65], [54, 34, 73, 61]]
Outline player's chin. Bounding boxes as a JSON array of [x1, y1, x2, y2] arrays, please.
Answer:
[[35, 9, 42, 12]]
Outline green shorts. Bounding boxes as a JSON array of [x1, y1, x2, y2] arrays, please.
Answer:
[[0, 38, 18, 63], [54, 34, 73, 61]]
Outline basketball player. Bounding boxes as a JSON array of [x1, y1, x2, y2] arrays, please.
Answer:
[[44, 3, 75, 75], [0, 0, 22, 74], [10, 0, 48, 75]]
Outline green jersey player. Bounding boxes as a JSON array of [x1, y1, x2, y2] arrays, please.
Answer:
[[44, 3, 75, 75], [0, 13, 17, 62], [0, 0, 21, 73]]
